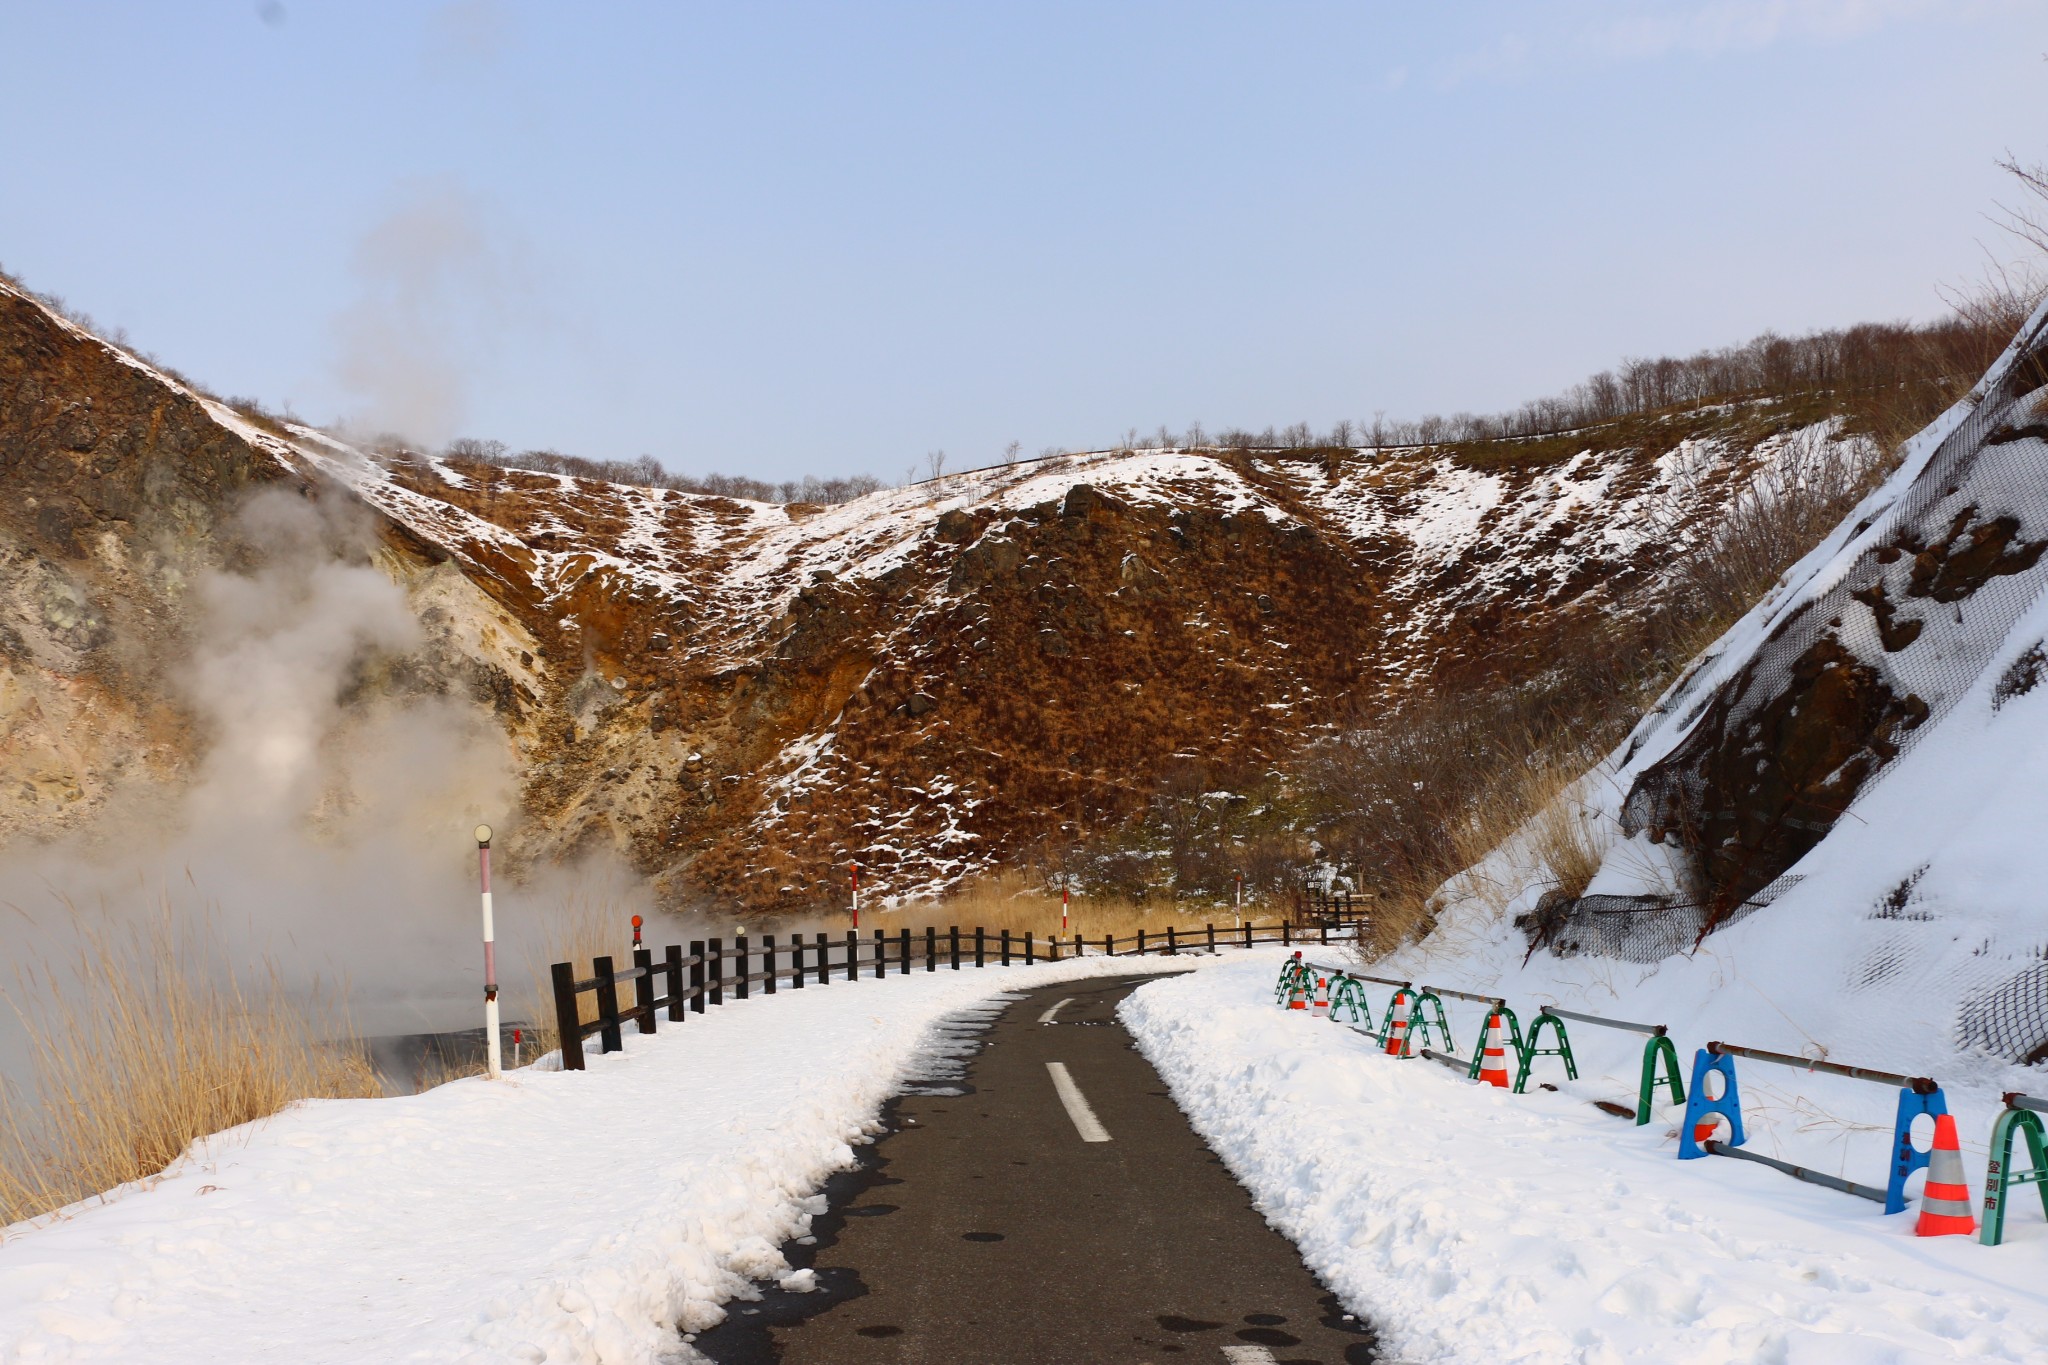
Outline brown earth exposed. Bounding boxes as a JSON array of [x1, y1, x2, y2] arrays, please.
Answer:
[[0, 280, 1884, 913]]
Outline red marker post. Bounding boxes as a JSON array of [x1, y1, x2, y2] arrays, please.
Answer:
[[631, 914, 643, 950], [475, 824, 502, 1080], [1061, 884, 1070, 933]]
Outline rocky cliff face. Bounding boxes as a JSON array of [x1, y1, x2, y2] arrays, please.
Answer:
[[0, 278, 1873, 911]]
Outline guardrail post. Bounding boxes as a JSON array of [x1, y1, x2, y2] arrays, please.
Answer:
[[689, 941, 705, 1013], [734, 934, 749, 1001], [665, 944, 685, 1021], [1983, 1102, 2048, 1246], [764, 935, 777, 994], [1678, 1047, 1746, 1158], [950, 925, 960, 970], [815, 932, 829, 985], [551, 961, 585, 1071], [632, 947, 657, 1034], [1001, 929, 1011, 966], [1637, 1032, 1684, 1124], [975, 926, 986, 967], [1514, 1010, 1578, 1093], [927, 925, 938, 971], [708, 938, 723, 1006], [594, 955, 623, 1054]]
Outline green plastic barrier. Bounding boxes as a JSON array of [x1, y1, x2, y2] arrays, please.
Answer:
[[1637, 1033, 1686, 1125], [1463, 1004, 1525, 1082], [1408, 989, 1454, 1053], [1272, 958, 1311, 1005], [1330, 975, 1374, 1025], [1983, 1104, 2048, 1247], [1514, 1009, 1579, 1093], [1377, 987, 1415, 1052]]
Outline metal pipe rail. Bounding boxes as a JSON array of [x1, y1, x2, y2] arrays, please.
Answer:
[[1703, 1140, 1886, 1204], [1542, 1004, 1666, 1037], [2008, 1092, 2048, 1115], [1706, 1041, 1935, 1093], [1426, 984, 1508, 1009], [1302, 962, 1409, 991], [1418, 1047, 1470, 1074]]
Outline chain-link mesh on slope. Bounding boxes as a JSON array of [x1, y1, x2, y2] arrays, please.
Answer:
[[1523, 310, 2048, 1067]]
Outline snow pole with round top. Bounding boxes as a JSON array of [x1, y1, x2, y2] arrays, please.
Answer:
[[475, 823, 502, 1081]]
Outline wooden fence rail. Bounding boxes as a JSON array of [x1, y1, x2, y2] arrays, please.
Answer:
[[550, 918, 1365, 1070]]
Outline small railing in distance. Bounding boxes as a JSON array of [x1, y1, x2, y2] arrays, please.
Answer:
[[549, 919, 1365, 1070]]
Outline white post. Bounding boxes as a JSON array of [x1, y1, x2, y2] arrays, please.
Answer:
[[476, 824, 503, 1080], [851, 861, 860, 931], [1234, 874, 1242, 928]]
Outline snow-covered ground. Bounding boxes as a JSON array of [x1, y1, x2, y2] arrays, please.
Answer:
[[1124, 958, 2048, 1365], [0, 953, 1208, 1365]]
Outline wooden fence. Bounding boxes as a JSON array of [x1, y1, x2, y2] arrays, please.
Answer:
[[549, 918, 1365, 1070]]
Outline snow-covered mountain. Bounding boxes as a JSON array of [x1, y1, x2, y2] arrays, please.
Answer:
[[0, 275, 1896, 909]]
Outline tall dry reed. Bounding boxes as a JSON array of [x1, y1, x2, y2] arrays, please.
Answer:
[[0, 906, 378, 1226]]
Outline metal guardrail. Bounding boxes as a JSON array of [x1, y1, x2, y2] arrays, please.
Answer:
[[1542, 1004, 1665, 1037], [2008, 1092, 2048, 1115], [1703, 1140, 1887, 1204], [1707, 1040, 1935, 1093]]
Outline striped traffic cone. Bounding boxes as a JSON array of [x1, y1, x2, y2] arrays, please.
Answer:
[[1478, 1013, 1512, 1088], [1312, 976, 1331, 1018], [1384, 991, 1409, 1056], [1916, 1113, 1977, 1237]]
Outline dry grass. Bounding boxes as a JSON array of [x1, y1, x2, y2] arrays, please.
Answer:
[[892, 871, 1282, 940], [0, 907, 378, 1226], [1527, 778, 1614, 902]]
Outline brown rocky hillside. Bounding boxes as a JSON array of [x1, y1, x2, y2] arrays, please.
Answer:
[[0, 277, 1895, 912]]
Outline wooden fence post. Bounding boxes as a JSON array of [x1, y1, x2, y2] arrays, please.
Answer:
[[975, 926, 985, 967], [843, 929, 856, 981], [1049, 932, 1060, 962], [594, 955, 623, 1054], [899, 927, 911, 975], [764, 934, 777, 994], [927, 925, 938, 972], [734, 934, 749, 1001], [551, 961, 585, 1071], [873, 928, 885, 979], [1320, 921, 1329, 945], [632, 947, 656, 1034], [1244, 922, 1253, 949], [1001, 929, 1011, 966], [1025, 931, 1034, 965], [1207, 923, 1216, 952], [1106, 934, 1115, 957], [1166, 926, 1177, 954], [950, 925, 960, 970], [709, 937, 724, 1006], [665, 944, 685, 1021], [1282, 923, 1291, 947], [816, 932, 829, 985], [689, 941, 705, 1014]]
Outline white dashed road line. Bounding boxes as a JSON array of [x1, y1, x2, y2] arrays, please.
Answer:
[[1044, 1061, 1111, 1142], [1037, 997, 1074, 1025]]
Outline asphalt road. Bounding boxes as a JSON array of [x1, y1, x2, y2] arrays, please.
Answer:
[[694, 972, 1379, 1365]]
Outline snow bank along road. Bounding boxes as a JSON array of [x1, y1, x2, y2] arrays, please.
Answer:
[[0, 952, 1236, 1365], [694, 973, 1377, 1364], [1126, 958, 2048, 1365]]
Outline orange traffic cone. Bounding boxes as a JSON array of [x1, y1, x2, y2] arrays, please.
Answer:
[[1478, 1013, 1511, 1088], [1384, 991, 1409, 1056], [1693, 1119, 1718, 1149], [1915, 1113, 1977, 1237], [1312, 976, 1331, 1018]]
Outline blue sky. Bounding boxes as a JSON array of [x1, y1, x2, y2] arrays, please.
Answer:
[[2, 1, 2044, 483]]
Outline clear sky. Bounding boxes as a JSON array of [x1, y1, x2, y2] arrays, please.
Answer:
[[3, 2, 2045, 484]]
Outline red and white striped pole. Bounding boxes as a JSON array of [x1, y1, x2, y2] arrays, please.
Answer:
[[850, 861, 860, 931], [1061, 884, 1069, 933], [1234, 874, 1242, 927], [475, 824, 502, 1080]]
